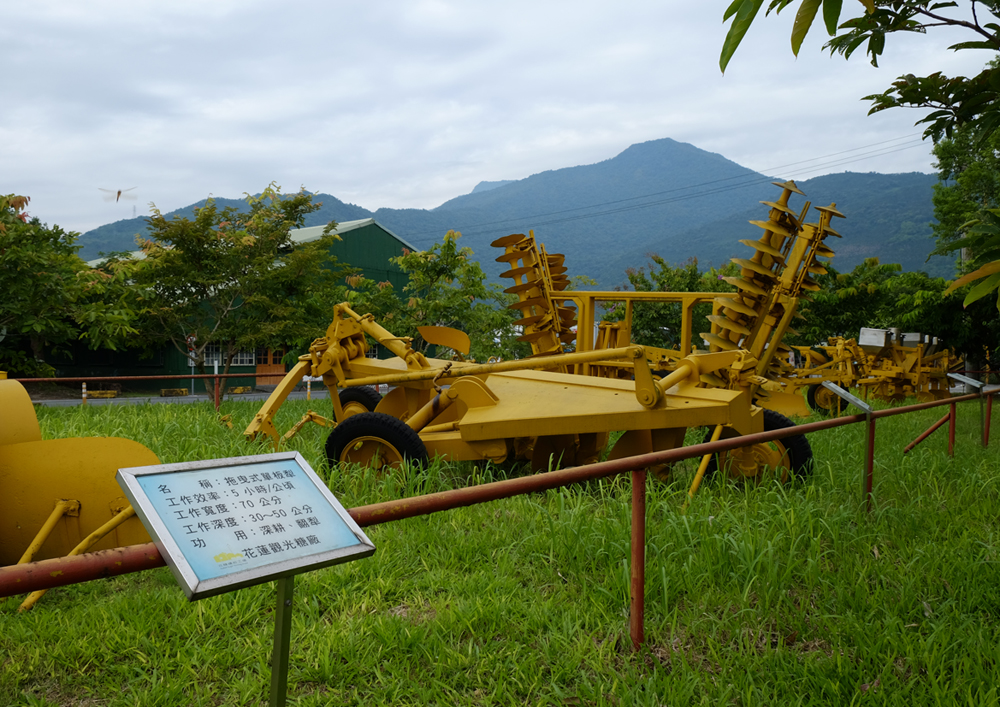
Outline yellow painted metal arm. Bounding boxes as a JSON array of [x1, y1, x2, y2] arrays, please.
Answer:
[[244, 360, 313, 445]]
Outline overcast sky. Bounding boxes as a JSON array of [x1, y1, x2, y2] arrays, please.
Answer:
[[1, 1, 992, 234]]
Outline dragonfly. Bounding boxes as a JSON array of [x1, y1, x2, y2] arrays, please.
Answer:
[[99, 187, 138, 203]]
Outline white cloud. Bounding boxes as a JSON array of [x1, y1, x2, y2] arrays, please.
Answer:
[[0, 1, 990, 232]]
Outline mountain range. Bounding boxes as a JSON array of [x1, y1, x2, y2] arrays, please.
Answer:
[[78, 138, 951, 287]]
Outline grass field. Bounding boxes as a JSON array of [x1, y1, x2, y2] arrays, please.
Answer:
[[2, 397, 999, 706]]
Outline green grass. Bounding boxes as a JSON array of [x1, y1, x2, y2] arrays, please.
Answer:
[[3, 397, 999, 705]]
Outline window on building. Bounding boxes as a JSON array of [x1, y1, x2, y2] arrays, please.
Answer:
[[197, 345, 255, 366]]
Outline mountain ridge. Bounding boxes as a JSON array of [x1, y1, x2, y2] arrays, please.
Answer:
[[77, 137, 948, 284]]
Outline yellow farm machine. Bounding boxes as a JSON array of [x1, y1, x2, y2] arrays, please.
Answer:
[[491, 180, 843, 419], [771, 329, 962, 415], [246, 181, 840, 483], [0, 377, 159, 609]]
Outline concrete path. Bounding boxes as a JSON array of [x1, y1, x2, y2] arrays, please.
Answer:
[[31, 388, 331, 407]]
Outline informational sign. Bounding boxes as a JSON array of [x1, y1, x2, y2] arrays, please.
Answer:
[[117, 452, 374, 600]]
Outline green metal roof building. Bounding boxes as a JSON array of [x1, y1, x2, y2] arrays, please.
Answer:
[[53, 219, 416, 392], [290, 218, 416, 292]]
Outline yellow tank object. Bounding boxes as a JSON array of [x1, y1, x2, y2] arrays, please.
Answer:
[[0, 378, 42, 446], [0, 379, 159, 570]]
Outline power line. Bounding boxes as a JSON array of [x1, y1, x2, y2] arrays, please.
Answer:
[[406, 134, 930, 240]]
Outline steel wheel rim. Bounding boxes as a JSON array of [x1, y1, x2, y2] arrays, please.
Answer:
[[814, 385, 838, 412], [719, 440, 791, 483], [338, 435, 404, 470], [341, 401, 372, 419]]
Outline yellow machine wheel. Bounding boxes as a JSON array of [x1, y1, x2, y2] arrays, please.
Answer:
[[338, 386, 383, 420], [806, 383, 840, 416], [705, 410, 813, 483], [325, 412, 427, 471]]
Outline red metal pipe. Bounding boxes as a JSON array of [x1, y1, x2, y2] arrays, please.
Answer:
[[12, 373, 271, 383], [870, 392, 980, 419], [1, 420, 860, 599], [948, 402, 957, 457], [630, 469, 646, 651], [987, 394, 994, 448], [903, 412, 950, 454], [2, 396, 987, 600], [865, 417, 876, 513], [0, 543, 165, 596]]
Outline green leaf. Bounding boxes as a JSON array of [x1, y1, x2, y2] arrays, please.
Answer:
[[963, 271, 1000, 306], [792, 0, 822, 55], [945, 260, 1000, 294], [822, 0, 843, 36], [723, 0, 744, 21], [948, 41, 998, 51], [720, 0, 765, 73]]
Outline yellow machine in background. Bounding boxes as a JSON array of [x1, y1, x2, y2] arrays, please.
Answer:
[[772, 330, 962, 415], [776, 337, 871, 415], [492, 181, 843, 419], [855, 328, 960, 403]]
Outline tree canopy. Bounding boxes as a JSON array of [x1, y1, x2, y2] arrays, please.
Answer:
[[0, 194, 137, 377], [111, 184, 352, 396], [607, 256, 739, 351], [721, 1, 1000, 141], [338, 231, 529, 362]]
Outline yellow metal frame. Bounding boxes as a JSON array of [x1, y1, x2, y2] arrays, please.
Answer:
[[0, 379, 162, 608], [245, 302, 766, 471]]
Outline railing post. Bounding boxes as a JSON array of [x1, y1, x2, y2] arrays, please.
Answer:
[[81, 381, 87, 405], [213, 360, 220, 411], [820, 382, 876, 512], [948, 402, 956, 457], [865, 414, 875, 513], [630, 468, 646, 651], [986, 392, 994, 448]]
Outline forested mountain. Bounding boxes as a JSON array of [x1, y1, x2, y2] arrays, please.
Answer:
[[78, 138, 949, 284]]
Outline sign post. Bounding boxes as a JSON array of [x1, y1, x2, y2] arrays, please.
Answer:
[[117, 452, 374, 705], [820, 381, 875, 511]]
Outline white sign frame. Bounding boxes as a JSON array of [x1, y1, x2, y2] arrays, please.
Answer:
[[117, 452, 374, 600]]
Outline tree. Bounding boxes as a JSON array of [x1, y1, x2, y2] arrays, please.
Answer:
[[721, 1, 1000, 141], [608, 256, 738, 351], [0, 194, 137, 377], [792, 258, 903, 343], [930, 121, 1000, 256], [721, 0, 1000, 343], [791, 256, 998, 365], [928, 115, 1000, 318], [940, 208, 1000, 308], [337, 231, 530, 362], [116, 184, 352, 398]]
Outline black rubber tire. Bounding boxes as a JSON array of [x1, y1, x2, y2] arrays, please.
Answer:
[[703, 409, 813, 481], [806, 383, 837, 416], [325, 412, 427, 469], [338, 386, 382, 414]]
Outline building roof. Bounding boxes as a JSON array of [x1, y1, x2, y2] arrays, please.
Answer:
[[291, 218, 418, 252], [86, 218, 416, 267]]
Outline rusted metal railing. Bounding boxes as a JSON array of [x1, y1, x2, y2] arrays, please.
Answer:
[[13, 372, 317, 411], [1, 390, 994, 650]]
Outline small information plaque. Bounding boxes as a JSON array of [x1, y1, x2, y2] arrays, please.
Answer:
[[117, 452, 374, 600]]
